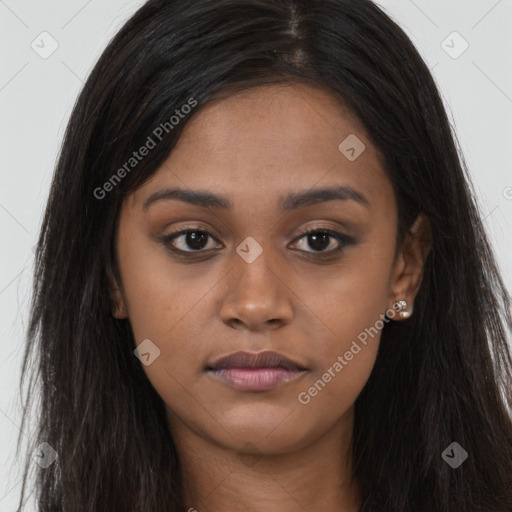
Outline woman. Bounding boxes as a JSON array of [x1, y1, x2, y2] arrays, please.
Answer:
[[16, 0, 512, 511]]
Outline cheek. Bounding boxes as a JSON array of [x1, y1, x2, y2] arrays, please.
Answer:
[[295, 241, 395, 408], [296, 296, 383, 418], [303, 243, 394, 353], [292, 306, 385, 428], [115, 227, 216, 411], [117, 223, 215, 343], [116, 238, 216, 419]]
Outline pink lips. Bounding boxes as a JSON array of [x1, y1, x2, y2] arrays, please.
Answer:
[[206, 350, 307, 392]]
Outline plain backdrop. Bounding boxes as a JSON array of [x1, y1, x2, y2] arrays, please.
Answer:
[[1, 0, 511, 509]]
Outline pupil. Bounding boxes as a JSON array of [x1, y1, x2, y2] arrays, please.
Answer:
[[187, 231, 208, 250], [309, 233, 329, 251]]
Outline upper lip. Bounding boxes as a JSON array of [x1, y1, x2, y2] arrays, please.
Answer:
[[206, 351, 306, 371]]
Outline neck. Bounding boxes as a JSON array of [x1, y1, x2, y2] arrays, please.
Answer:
[[168, 406, 362, 512]]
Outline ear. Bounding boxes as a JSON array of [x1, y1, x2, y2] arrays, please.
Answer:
[[107, 265, 128, 319], [388, 214, 432, 320]]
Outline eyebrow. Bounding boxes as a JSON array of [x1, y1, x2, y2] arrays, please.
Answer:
[[142, 184, 370, 212]]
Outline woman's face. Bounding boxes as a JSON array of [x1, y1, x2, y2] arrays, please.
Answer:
[[114, 83, 426, 455]]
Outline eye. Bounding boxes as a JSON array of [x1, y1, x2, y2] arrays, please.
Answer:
[[161, 226, 355, 256], [163, 228, 222, 253], [291, 228, 354, 254]]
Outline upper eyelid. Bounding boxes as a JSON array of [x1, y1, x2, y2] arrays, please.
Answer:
[[167, 227, 222, 242], [166, 226, 345, 240], [165, 228, 223, 248], [165, 227, 349, 252]]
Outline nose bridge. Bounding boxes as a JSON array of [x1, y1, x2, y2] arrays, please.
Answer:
[[236, 243, 277, 294], [219, 239, 293, 329]]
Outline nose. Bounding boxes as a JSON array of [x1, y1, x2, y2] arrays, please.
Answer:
[[219, 249, 294, 332]]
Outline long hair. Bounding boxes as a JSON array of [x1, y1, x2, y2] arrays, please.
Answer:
[[16, 1, 512, 511]]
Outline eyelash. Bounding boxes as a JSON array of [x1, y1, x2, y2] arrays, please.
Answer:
[[161, 226, 355, 258]]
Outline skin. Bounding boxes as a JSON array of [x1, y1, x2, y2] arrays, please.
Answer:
[[112, 83, 431, 512]]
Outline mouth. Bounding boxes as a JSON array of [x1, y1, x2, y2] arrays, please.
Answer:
[[205, 350, 307, 392]]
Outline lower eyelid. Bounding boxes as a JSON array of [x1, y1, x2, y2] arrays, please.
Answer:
[[291, 230, 353, 251]]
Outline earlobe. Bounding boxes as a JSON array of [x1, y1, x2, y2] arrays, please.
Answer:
[[388, 214, 432, 320]]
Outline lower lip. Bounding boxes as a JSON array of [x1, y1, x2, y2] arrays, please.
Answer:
[[208, 368, 305, 392]]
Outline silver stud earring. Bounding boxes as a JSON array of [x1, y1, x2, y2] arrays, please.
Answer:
[[393, 299, 412, 319]]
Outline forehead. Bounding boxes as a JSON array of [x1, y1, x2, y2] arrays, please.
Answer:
[[176, 83, 374, 169], [128, 83, 393, 214]]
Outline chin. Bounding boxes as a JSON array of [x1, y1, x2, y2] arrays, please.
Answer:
[[211, 416, 313, 454]]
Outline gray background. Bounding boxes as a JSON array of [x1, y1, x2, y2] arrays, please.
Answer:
[[1, 0, 511, 509]]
